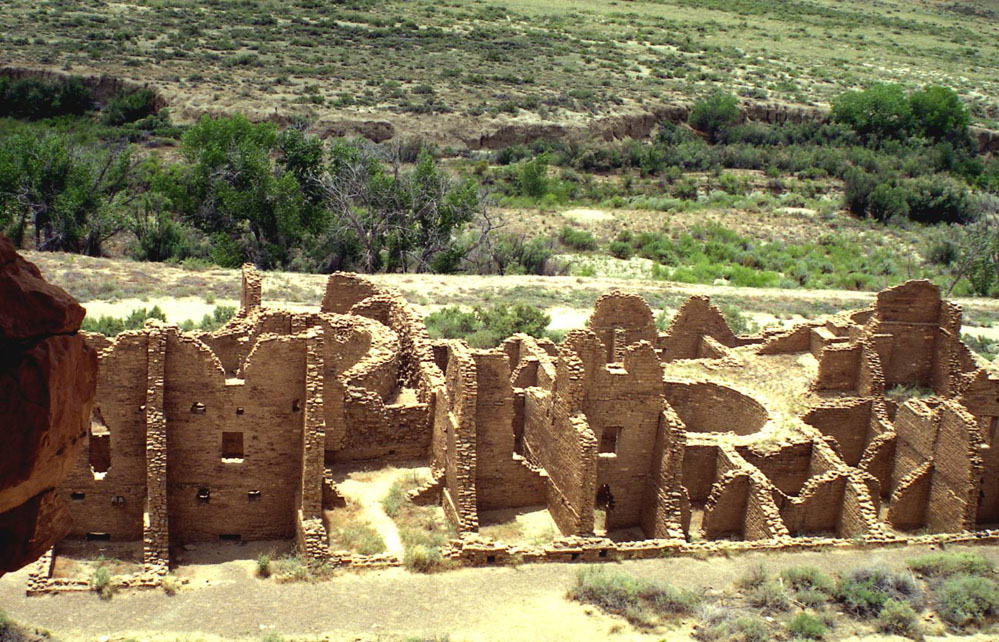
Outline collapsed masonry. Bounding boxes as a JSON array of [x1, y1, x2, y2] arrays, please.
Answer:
[[60, 270, 999, 567]]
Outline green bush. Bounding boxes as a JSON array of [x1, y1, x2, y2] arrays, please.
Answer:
[[82, 306, 167, 336], [91, 565, 113, 600], [786, 612, 827, 639], [780, 566, 835, 596], [695, 606, 771, 642], [101, 88, 159, 126], [689, 90, 740, 143], [903, 174, 977, 224], [909, 86, 970, 143], [908, 552, 996, 579], [0, 76, 93, 119], [877, 599, 921, 638], [608, 240, 633, 259], [836, 567, 922, 618], [559, 226, 597, 251], [256, 554, 272, 578], [868, 183, 911, 222], [404, 543, 446, 573], [425, 303, 550, 348], [517, 154, 550, 199], [337, 523, 387, 555], [832, 84, 913, 144], [934, 574, 999, 627], [746, 579, 792, 613], [568, 567, 699, 627]]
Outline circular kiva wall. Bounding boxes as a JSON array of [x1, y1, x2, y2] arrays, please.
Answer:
[[663, 381, 768, 435]]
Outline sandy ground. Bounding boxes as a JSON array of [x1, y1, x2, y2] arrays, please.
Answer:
[[4, 544, 999, 641]]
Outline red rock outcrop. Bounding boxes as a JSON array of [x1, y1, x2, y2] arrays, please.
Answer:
[[0, 236, 97, 575]]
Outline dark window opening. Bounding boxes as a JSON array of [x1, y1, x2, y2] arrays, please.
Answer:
[[86, 532, 111, 542], [486, 555, 496, 564], [190, 402, 207, 414], [219, 533, 241, 542], [111, 495, 125, 506], [599, 427, 621, 454], [236, 407, 244, 415], [248, 490, 261, 502], [89, 433, 111, 475], [197, 488, 211, 504], [222, 431, 244, 460], [292, 399, 302, 413], [70, 491, 85, 501], [596, 484, 615, 511], [570, 552, 580, 561], [137, 404, 145, 414], [599, 549, 608, 558]]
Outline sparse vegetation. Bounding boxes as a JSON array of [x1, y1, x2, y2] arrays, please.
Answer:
[[424, 303, 551, 348], [90, 565, 113, 600], [568, 566, 700, 627]]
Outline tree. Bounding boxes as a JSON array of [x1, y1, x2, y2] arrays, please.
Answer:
[[319, 140, 485, 273], [688, 91, 740, 143], [909, 85, 970, 144], [0, 131, 132, 255], [831, 84, 913, 144], [177, 114, 316, 268]]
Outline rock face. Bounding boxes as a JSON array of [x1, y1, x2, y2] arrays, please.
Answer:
[[0, 236, 97, 575]]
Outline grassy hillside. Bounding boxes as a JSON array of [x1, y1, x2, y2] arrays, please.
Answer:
[[1, 0, 998, 134]]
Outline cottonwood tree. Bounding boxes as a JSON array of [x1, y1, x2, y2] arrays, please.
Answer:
[[320, 141, 485, 273], [0, 131, 132, 255]]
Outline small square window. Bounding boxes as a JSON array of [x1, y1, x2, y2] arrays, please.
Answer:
[[599, 427, 621, 454], [248, 490, 262, 502], [70, 491, 86, 501], [197, 488, 211, 504], [222, 432, 244, 461]]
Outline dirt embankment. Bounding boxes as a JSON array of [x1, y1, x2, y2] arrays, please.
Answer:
[[8, 63, 998, 154]]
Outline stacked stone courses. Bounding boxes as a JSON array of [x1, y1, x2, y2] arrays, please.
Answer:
[[49, 273, 999, 573]]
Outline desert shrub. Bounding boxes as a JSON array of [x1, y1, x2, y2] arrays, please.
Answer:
[[689, 90, 740, 143], [836, 567, 922, 618], [91, 565, 113, 600], [382, 481, 406, 518], [559, 226, 597, 251], [876, 599, 921, 638], [695, 606, 771, 642], [908, 552, 996, 579], [82, 306, 167, 336], [425, 303, 550, 348], [843, 166, 877, 216], [786, 611, 827, 639], [933, 574, 999, 627], [517, 153, 550, 199], [903, 174, 977, 224], [608, 240, 633, 259], [195, 305, 236, 332], [256, 554, 272, 578], [780, 566, 835, 598], [963, 334, 999, 361], [568, 567, 699, 627], [868, 183, 911, 222], [746, 579, 792, 613], [0, 76, 93, 119], [101, 88, 159, 126], [161, 574, 180, 596], [737, 562, 770, 590], [337, 523, 387, 555]]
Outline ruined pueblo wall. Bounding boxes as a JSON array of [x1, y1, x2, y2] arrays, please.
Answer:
[[470, 350, 547, 512], [64, 333, 149, 540], [164, 331, 306, 543]]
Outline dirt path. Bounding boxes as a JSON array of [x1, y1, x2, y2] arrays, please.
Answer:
[[3, 543, 999, 641], [334, 469, 406, 555]]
